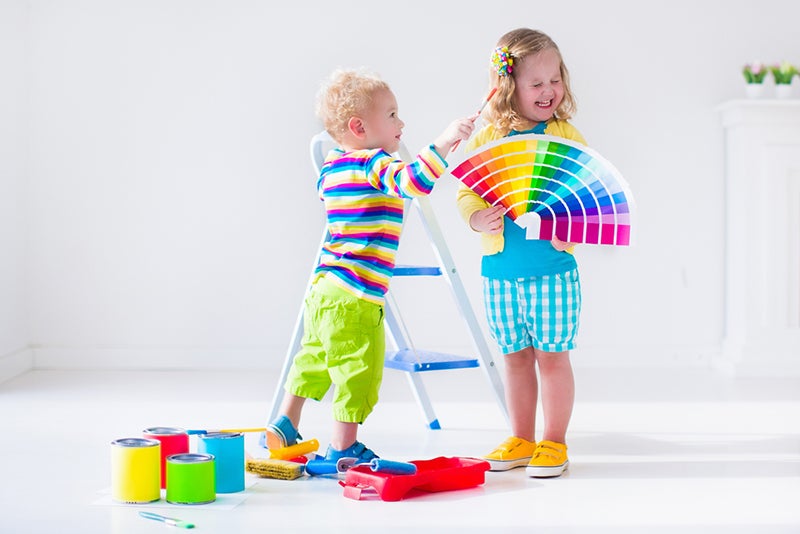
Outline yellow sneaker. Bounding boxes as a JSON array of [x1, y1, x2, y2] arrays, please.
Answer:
[[483, 436, 536, 471], [526, 440, 568, 478]]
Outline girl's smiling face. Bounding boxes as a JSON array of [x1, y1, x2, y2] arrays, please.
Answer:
[[512, 47, 565, 125]]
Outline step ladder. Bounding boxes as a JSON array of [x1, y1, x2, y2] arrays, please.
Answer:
[[268, 132, 508, 429]]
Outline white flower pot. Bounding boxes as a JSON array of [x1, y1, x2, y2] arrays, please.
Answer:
[[775, 84, 794, 99], [745, 84, 766, 99]]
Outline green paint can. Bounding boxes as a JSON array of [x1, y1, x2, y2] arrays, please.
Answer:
[[165, 453, 216, 504]]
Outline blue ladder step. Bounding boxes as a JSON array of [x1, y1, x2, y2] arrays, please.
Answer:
[[384, 349, 479, 372], [393, 265, 442, 276]]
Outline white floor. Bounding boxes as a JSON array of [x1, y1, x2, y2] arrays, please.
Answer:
[[0, 366, 799, 533]]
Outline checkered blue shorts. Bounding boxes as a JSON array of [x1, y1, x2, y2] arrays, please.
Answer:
[[482, 269, 581, 354]]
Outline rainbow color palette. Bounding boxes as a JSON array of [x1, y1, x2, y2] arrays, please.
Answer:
[[450, 134, 634, 246]]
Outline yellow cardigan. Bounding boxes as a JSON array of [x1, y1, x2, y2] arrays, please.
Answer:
[[455, 121, 587, 255]]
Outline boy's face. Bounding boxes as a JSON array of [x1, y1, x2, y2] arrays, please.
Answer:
[[361, 88, 405, 153], [512, 47, 564, 124]]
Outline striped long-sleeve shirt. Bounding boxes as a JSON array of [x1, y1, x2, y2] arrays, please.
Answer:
[[314, 144, 448, 305]]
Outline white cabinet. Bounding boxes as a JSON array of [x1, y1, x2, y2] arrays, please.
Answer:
[[718, 100, 800, 375]]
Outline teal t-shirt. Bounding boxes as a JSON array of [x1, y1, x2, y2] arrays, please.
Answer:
[[481, 123, 578, 279]]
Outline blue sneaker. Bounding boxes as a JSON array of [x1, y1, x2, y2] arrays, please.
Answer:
[[261, 415, 302, 450], [323, 441, 379, 463]]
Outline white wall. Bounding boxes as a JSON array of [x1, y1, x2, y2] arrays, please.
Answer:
[[0, 0, 32, 380], [16, 0, 800, 372]]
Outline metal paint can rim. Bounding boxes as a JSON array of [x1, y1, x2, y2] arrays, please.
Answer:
[[168, 453, 215, 464], [143, 427, 187, 436], [111, 438, 160, 448], [200, 432, 243, 440]]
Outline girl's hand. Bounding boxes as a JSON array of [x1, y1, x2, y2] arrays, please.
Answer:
[[550, 237, 577, 251], [469, 205, 505, 234], [433, 117, 476, 157]]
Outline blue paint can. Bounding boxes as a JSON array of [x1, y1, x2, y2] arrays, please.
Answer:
[[197, 432, 244, 493]]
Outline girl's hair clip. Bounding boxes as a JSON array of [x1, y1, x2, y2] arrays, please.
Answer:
[[491, 46, 514, 77]]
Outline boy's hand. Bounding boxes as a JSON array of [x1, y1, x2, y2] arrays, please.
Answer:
[[433, 117, 476, 158], [469, 205, 505, 234]]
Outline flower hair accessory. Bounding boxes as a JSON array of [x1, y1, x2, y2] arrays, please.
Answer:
[[492, 46, 514, 77]]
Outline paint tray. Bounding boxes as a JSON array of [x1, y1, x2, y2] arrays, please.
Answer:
[[339, 456, 490, 501]]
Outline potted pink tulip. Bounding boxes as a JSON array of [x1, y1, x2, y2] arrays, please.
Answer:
[[742, 62, 768, 98]]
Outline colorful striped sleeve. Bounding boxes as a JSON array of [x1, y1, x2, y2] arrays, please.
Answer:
[[364, 145, 447, 198]]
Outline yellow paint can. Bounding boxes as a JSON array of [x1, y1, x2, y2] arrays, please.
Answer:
[[110, 438, 161, 503]]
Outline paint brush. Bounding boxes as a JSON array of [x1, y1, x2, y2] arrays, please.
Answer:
[[139, 511, 195, 529], [186, 427, 266, 435], [450, 87, 498, 152]]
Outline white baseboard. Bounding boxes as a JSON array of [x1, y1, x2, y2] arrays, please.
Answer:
[[714, 338, 800, 377], [31, 345, 278, 370], [27, 343, 726, 371], [0, 346, 33, 383], [571, 343, 720, 368], [712, 355, 800, 377]]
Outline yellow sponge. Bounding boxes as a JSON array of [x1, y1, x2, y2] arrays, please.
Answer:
[[246, 458, 305, 480]]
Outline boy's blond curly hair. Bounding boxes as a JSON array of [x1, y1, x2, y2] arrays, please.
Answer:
[[316, 69, 390, 144], [483, 28, 577, 136]]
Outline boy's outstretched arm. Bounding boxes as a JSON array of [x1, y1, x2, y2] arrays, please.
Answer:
[[432, 117, 476, 159]]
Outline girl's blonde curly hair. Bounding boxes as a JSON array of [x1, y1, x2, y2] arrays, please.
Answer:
[[483, 28, 577, 136], [316, 69, 389, 144]]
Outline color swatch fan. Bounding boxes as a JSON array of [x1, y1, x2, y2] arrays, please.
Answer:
[[451, 134, 634, 246]]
